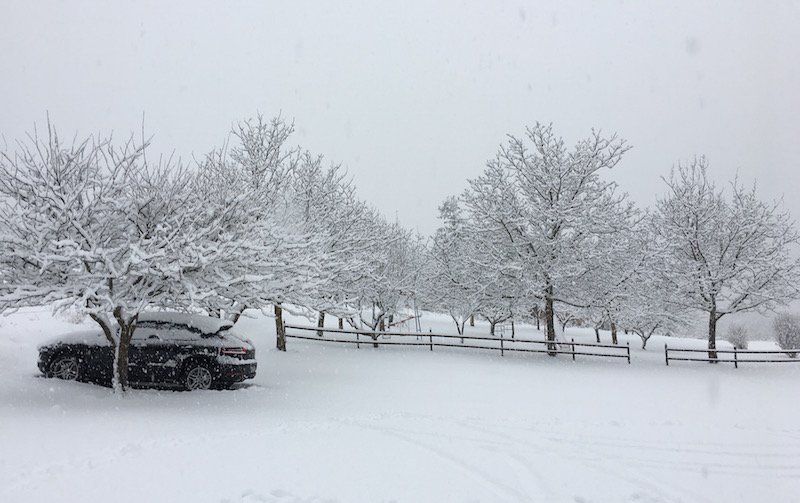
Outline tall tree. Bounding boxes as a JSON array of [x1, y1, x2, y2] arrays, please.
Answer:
[[463, 123, 630, 354], [291, 152, 377, 328], [199, 115, 332, 350], [652, 158, 800, 359]]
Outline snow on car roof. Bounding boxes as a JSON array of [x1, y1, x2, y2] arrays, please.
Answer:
[[39, 329, 111, 349], [137, 312, 234, 335]]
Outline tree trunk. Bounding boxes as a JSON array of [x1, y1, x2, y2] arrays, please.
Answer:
[[388, 314, 394, 327], [536, 315, 540, 331], [545, 294, 556, 355], [110, 311, 137, 393], [469, 314, 475, 327], [275, 304, 286, 351], [379, 317, 385, 332], [317, 311, 325, 337], [116, 331, 131, 391], [594, 327, 600, 343], [338, 317, 344, 330], [708, 309, 718, 361], [611, 321, 618, 345], [489, 320, 496, 336], [511, 320, 515, 339], [453, 317, 464, 335]]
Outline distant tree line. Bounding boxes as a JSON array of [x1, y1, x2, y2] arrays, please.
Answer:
[[424, 124, 800, 357]]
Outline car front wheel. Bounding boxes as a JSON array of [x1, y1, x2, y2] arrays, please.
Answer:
[[49, 355, 80, 381], [183, 362, 214, 391]]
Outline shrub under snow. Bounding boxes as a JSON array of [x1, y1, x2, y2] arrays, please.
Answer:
[[725, 323, 750, 350], [772, 313, 800, 358]]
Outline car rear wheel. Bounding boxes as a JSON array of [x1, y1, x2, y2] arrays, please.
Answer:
[[49, 355, 80, 381], [183, 362, 213, 390]]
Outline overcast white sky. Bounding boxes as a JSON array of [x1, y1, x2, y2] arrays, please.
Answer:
[[1, 0, 798, 236]]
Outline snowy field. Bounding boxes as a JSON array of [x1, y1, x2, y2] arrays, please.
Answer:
[[1, 309, 799, 503]]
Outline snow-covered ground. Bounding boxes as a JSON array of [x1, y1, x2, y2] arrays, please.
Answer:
[[1, 308, 799, 503]]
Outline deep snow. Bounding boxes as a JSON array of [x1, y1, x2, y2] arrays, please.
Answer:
[[1, 308, 799, 502]]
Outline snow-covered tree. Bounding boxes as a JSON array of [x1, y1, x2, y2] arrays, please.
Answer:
[[463, 123, 631, 353], [652, 158, 800, 359], [0, 125, 270, 390], [290, 152, 378, 329], [618, 277, 685, 350], [199, 115, 334, 351], [352, 216, 425, 342], [725, 323, 749, 350], [772, 313, 800, 357], [191, 144, 326, 330], [426, 197, 486, 334]]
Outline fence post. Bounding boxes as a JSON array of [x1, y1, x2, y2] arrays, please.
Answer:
[[734, 346, 738, 369], [429, 334, 433, 351], [501, 336, 504, 357], [571, 338, 575, 361], [356, 333, 360, 349], [664, 343, 669, 366], [626, 342, 630, 365]]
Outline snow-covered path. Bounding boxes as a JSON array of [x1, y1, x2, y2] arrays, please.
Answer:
[[1, 310, 799, 502]]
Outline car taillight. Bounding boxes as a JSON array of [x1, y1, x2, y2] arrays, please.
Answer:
[[219, 347, 248, 356]]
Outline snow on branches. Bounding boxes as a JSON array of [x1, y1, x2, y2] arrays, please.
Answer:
[[463, 123, 631, 351], [652, 158, 800, 358]]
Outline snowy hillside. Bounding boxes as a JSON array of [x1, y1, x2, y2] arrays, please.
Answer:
[[1, 308, 798, 502]]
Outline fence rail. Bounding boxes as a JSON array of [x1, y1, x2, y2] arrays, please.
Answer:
[[664, 344, 800, 368], [284, 324, 631, 364]]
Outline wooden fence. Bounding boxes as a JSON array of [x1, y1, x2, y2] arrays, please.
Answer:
[[284, 324, 631, 364], [664, 344, 800, 368]]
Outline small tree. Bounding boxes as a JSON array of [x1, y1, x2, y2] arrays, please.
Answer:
[[726, 323, 750, 350], [426, 197, 484, 335], [351, 216, 425, 345], [773, 313, 800, 358]]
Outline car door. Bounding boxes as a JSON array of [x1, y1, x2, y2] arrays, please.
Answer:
[[132, 327, 180, 383], [158, 327, 203, 383], [128, 329, 154, 383]]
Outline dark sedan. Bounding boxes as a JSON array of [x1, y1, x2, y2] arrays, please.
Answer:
[[38, 312, 257, 390]]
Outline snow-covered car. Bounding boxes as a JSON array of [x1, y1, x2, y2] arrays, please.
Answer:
[[37, 312, 257, 390]]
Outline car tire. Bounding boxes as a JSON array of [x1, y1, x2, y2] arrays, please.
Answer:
[[183, 361, 214, 391], [49, 354, 81, 381]]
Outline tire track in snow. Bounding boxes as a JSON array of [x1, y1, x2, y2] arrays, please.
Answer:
[[344, 414, 693, 503], [447, 417, 714, 503], [339, 417, 548, 502], [455, 416, 800, 500]]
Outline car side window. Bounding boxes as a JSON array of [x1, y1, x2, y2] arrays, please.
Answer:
[[164, 328, 200, 342], [131, 329, 159, 345], [135, 321, 205, 342]]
